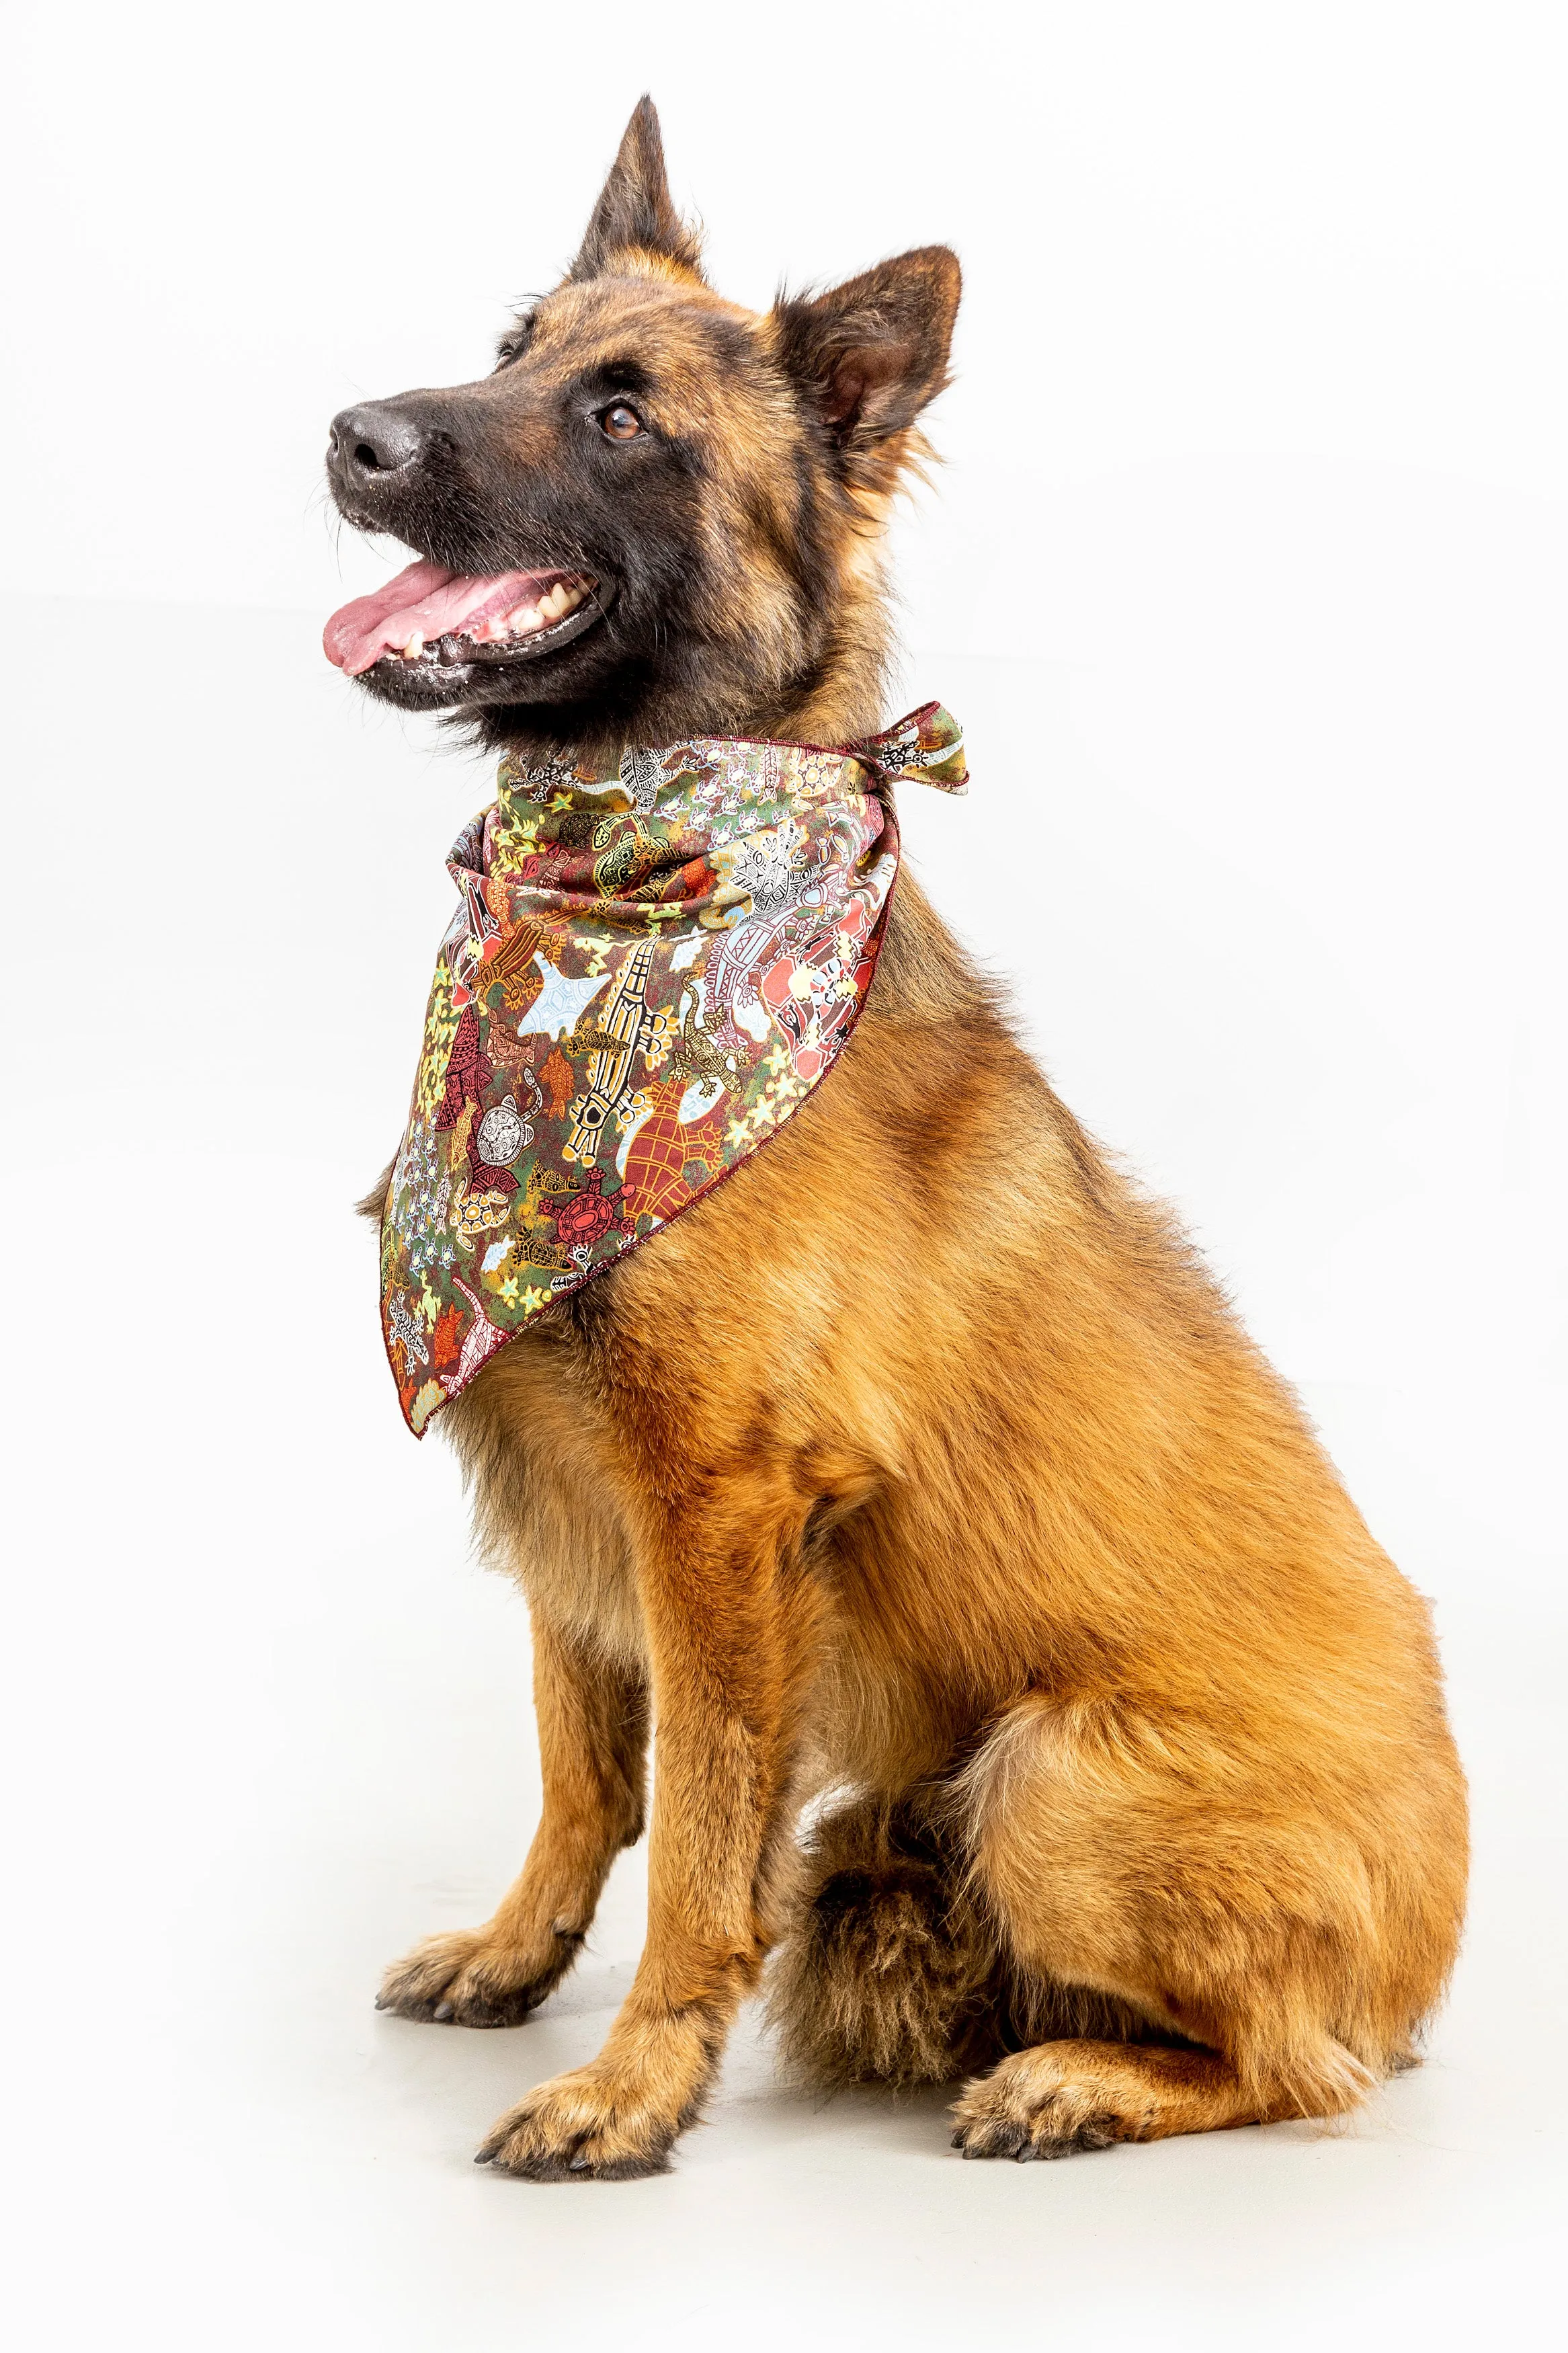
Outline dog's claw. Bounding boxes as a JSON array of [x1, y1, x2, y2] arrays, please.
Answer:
[[433, 2001, 455, 2021]]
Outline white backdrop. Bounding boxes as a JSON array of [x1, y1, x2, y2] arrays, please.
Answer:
[[3, 5, 1564, 2348]]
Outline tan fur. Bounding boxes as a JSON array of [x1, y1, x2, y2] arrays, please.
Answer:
[[371, 109, 1468, 2180]]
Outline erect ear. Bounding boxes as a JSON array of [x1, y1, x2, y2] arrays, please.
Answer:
[[770, 246, 961, 475], [568, 95, 704, 283]]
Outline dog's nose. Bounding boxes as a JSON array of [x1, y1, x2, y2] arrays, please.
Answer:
[[328, 403, 427, 481]]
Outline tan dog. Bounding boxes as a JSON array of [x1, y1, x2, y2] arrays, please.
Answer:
[[328, 98, 1467, 2178]]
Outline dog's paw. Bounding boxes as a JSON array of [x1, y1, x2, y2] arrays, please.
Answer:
[[474, 2065, 683, 2182], [949, 2046, 1156, 2161], [375, 1924, 578, 2027]]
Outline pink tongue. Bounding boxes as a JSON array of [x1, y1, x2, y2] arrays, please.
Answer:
[[322, 559, 565, 674]]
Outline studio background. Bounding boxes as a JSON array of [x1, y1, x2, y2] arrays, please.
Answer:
[[3, 4, 1563, 2346]]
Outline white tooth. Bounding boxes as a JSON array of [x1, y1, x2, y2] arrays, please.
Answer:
[[541, 584, 565, 619], [402, 632, 423, 659], [510, 606, 540, 634]]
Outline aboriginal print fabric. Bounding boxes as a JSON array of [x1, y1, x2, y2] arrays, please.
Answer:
[[378, 703, 966, 1433]]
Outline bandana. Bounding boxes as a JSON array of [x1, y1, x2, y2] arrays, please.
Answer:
[[377, 703, 966, 1433]]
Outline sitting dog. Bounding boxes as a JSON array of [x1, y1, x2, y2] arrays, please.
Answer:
[[324, 97, 1467, 2179]]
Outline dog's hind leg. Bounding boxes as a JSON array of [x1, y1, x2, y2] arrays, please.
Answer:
[[376, 1612, 648, 2026], [947, 1691, 1464, 2158], [768, 1792, 1007, 2087]]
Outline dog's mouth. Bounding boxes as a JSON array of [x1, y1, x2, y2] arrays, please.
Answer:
[[323, 557, 612, 685]]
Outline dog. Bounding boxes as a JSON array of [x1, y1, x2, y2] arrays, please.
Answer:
[[324, 97, 1467, 2178]]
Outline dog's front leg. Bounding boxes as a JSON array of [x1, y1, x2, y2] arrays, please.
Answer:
[[377, 1611, 648, 2026], [476, 1488, 813, 2180]]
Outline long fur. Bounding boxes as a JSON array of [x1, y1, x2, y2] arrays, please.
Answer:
[[346, 99, 1469, 2178]]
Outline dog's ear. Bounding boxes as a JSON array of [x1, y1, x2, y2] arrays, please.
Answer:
[[569, 95, 704, 283], [770, 247, 961, 480]]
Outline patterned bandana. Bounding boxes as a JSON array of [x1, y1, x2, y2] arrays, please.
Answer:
[[377, 703, 966, 1434]]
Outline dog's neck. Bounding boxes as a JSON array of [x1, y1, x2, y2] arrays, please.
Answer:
[[772, 580, 895, 747], [480, 526, 899, 764]]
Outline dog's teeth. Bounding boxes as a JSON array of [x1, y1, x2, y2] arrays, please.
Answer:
[[509, 605, 538, 634], [401, 632, 423, 659]]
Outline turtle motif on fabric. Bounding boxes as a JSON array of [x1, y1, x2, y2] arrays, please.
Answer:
[[476, 1072, 541, 1170], [538, 1166, 636, 1264]]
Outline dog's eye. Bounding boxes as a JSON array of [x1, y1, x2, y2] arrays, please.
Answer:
[[599, 403, 644, 441]]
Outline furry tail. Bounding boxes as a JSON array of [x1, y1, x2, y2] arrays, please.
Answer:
[[767, 1799, 1004, 2088]]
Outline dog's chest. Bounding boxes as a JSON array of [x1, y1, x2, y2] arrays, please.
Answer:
[[449, 1314, 647, 1669]]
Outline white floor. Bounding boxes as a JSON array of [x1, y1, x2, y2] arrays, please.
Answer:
[[5, 601, 1564, 2349]]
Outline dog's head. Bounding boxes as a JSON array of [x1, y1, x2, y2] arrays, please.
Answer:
[[323, 97, 959, 754]]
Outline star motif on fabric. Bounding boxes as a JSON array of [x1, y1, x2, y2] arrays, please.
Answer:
[[518, 953, 611, 1039]]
